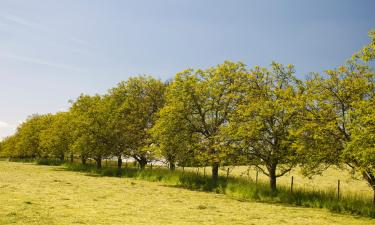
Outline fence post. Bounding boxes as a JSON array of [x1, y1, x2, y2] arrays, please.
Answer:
[[203, 167, 206, 177], [226, 167, 230, 179], [256, 170, 259, 185], [150, 163, 153, 170], [337, 179, 340, 200], [291, 176, 294, 193]]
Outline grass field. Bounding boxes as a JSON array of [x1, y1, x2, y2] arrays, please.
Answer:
[[183, 165, 373, 199], [0, 161, 374, 225]]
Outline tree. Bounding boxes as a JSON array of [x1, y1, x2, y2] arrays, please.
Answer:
[[39, 112, 74, 161], [159, 61, 246, 181], [0, 135, 19, 158], [15, 114, 54, 159], [70, 94, 112, 168], [295, 30, 375, 197], [227, 62, 303, 192], [150, 97, 196, 170], [109, 76, 165, 169], [346, 98, 375, 202]]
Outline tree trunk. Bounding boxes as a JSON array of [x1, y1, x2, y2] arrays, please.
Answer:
[[95, 157, 102, 169], [139, 161, 146, 169], [268, 164, 277, 193], [81, 156, 86, 165], [169, 162, 176, 171], [117, 155, 122, 176], [138, 157, 147, 170], [212, 162, 219, 182], [117, 155, 122, 169], [362, 170, 375, 204], [59, 154, 64, 161]]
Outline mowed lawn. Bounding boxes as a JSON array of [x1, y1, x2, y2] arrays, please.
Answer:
[[0, 161, 374, 225]]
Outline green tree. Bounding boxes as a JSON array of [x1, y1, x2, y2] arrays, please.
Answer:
[[296, 30, 375, 200], [227, 62, 303, 192], [346, 98, 375, 202], [150, 96, 197, 170], [70, 94, 112, 168], [159, 61, 246, 181], [0, 135, 19, 158], [15, 114, 53, 158], [39, 112, 74, 161], [110, 76, 165, 169]]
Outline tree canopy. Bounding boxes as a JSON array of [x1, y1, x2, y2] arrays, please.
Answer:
[[1, 30, 375, 193]]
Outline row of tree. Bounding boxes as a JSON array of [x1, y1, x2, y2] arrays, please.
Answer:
[[1, 31, 374, 193]]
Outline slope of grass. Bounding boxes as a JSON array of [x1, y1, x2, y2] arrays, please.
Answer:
[[0, 161, 374, 225]]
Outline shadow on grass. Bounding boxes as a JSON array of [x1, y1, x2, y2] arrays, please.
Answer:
[[22, 160, 375, 218]]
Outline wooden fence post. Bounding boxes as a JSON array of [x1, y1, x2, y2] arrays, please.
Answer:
[[226, 167, 230, 179], [291, 176, 294, 193], [337, 179, 340, 200], [203, 167, 206, 177], [256, 170, 259, 185]]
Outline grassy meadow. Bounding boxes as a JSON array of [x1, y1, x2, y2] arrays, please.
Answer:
[[183, 166, 373, 199], [0, 161, 374, 225]]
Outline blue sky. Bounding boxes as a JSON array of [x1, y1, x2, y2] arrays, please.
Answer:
[[0, 0, 374, 138]]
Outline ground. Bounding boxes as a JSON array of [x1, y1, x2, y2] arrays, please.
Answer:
[[185, 165, 373, 199], [0, 161, 374, 225]]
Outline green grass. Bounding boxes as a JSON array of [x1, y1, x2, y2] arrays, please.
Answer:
[[0, 161, 374, 225], [183, 166, 373, 200], [59, 162, 375, 218]]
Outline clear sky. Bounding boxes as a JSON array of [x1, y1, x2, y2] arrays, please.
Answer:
[[0, 0, 374, 139]]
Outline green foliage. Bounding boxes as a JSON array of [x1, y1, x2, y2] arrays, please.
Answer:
[[153, 61, 247, 179], [39, 112, 74, 160], [1, 30, 374, 200], [107, 76, 165, 168], [69, 94, 113, 167], [295, 33, 375, 192], [226, 62, 303, 191]]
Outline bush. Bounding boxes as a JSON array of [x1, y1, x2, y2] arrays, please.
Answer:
[[36, 158, 65, 166]]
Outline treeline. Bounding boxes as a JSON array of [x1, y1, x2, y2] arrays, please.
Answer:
[[1, 31, 374, 194]]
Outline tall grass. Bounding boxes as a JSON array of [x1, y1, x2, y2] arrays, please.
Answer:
[[61, 162, 375, 218]]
